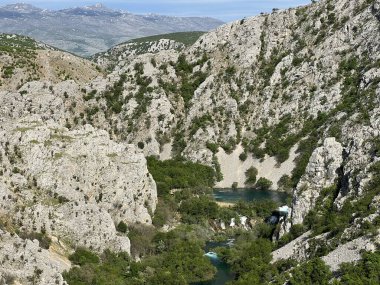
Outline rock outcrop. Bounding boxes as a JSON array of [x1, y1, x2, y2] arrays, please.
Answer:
[[291, 138, 343, 225], [0, 116, 157, 283], [0, 229, 70, 285], [0, 116, 157, 248]]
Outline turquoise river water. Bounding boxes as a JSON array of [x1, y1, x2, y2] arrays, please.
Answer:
[[195, 188, 288, 285]]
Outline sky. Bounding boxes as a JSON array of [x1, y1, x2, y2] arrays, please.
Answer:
[[0, 0, 311, 21]]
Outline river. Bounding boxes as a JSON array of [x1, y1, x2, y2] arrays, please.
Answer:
[[196, 240, 235, 285], [196, 188, 288, 285], [213, 188, 288, 204]]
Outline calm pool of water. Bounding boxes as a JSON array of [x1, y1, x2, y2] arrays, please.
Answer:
[[213, 188, 288, 204]]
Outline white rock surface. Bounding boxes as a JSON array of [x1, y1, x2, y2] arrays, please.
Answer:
[[291, 138, 343, 225]]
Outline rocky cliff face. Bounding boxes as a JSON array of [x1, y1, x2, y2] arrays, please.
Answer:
[[0, 37, 157, 284], [291, 137, 344, 225], [0, 116, 157, 283], [84, 0, 380, 191]]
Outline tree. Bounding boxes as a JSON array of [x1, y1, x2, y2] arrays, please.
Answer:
[[239, 152, 248, 161], [256, 177, 273, 190], [289, 258, 332, 285], [277, 174, 293, 192], [245, 167, 258, 185]]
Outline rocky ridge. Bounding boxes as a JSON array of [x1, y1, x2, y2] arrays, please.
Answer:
[[0, 39, 157, 284], [0, 3, 223, 56]]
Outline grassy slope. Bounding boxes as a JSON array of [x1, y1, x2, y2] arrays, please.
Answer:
[[127, 31, 206, 46]]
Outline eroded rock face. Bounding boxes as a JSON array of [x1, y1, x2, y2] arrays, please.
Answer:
[[291, 138, 343, 225], [1, 117, 156, 250], [0, 229, 70, 285], [0, 116, 157, 284]]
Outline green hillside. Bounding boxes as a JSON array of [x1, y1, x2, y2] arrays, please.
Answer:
[[128, 31, 206, 46]]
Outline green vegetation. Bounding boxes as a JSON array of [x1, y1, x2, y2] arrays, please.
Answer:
[[239, 152, 248, 161], [277, 175, 293, 192], [0, 34, 44, 82], [128, 31, 205, 47], [17, 231, 51, 249], [287, 258, 332, 285], [103, 73, 126, 114], [270, 250, 380, 285], [116, 221, 128, 233], [189, 114, 213, 136], [223, 238, 274, 284], [233, 200, 280, 219], [0, 34, 42, 51], [256, 177, 273, 190], [69, 248, 100, 266], [245, 167, 258, 185], [147, 156, 216, 196], [175, 54, 208, 107], [206, 142, 219, 154], [338, 250, 380, 284], [303, 161, 380, 244], [179, 195, 217, 221], [63, 227, 216, 285]]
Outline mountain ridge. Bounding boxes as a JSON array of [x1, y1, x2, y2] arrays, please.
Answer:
[[0, 2, 224, 56]]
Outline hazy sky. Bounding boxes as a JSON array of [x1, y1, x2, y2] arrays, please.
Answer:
[[0, 0, 311, 21]]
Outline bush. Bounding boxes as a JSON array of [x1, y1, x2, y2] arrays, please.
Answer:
[[137, 141, 145, 149], [152, 199, 177, 227], [233, 200, 279, 218], [179, 196, 219, 224], [239, 152, 248, 161], [18, 231, 51, 249], [338, 251, 380, 284], [245, 167, 258, 185], [206, 142, 219, 154], [277, 175, 293, 192], [116, 221, 128, 233], [69, 248, 100, 266], [63, 250, 130, 285], [256, 177, 273, 190], [289, 258, 332, 285], [222, 238, 274, 283]]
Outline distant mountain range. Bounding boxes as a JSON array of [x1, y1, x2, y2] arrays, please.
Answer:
[[0, 3, 224, 56]]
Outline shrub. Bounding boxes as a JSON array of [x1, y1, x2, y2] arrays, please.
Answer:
[[256, 177, 273, 190], [18, 231, 52, 249], [277, 175, 293, 192], [206, 142, 219, 154], [63, 250, 130, 285], [179, 196, 219, 224], [338, 251, 380, 284], [69, 248, 100, 266], [137, 141, 145, 149], [289, 258, 332, 285], [233, 200, 279, 218], [116, 221, 128, 233], [239, 152, 248, 161], [175, 54, 192, 74], [245, 167, 258, 185]]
